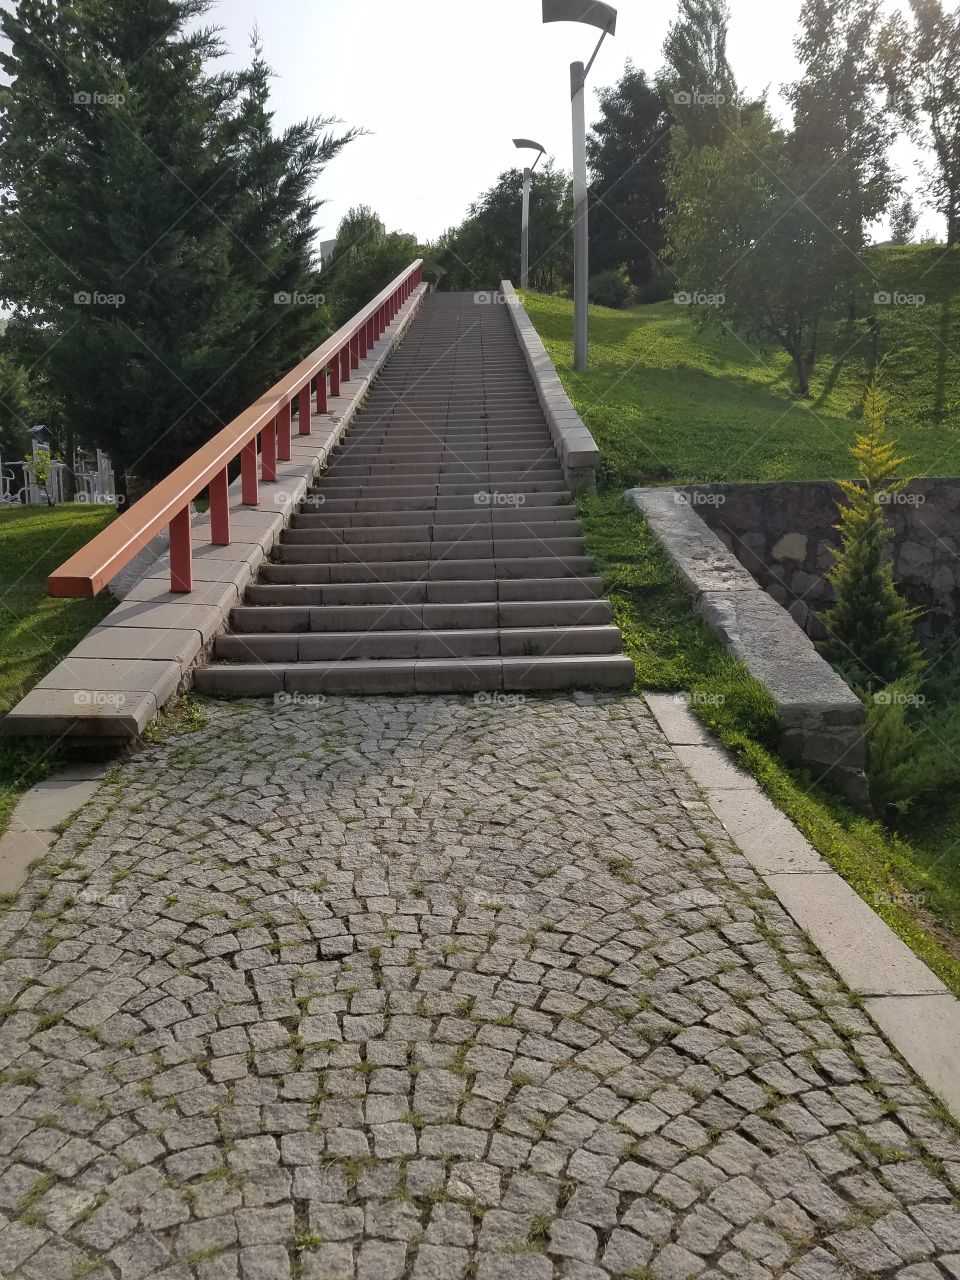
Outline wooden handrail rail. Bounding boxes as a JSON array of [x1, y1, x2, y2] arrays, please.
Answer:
[[48, 259, 424, 597]]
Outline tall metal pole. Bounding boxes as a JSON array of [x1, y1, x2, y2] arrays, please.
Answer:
[[521, 166, 532, 290], [571, 60, 589, 372]]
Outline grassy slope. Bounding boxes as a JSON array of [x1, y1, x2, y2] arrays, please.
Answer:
[[0, 505, 114, 833], [522, 244, 960, 995], [527, 244, 960, 486]]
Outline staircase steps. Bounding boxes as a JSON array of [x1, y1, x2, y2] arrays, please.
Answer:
[[194, 292, 634, 696]]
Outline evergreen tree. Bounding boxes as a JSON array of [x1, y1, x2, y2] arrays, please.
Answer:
[[889, 194, 920, 243], [880, 1, 960, 246], [432, 165, 572, 294], [586, 62, 674, 297], [227, 35, 358, 411], [0, 1, 356, 495], [661, 0, 739, 145], [820, 385, 925, 690], [786, 0, 895, 252], [322, 206, 419, 325]]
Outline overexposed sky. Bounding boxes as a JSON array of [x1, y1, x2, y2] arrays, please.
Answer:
[[207, 0, 941, 244]]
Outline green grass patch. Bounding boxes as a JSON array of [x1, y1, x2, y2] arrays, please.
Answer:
[[582, 495, 960, 996], [523, 243, 960, 487], [523, 255, 960, 995], [0, 503, 115, 835]]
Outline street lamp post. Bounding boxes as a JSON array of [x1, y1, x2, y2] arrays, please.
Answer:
[[542, 0, 617, 372], [513, 138, 546, 290]]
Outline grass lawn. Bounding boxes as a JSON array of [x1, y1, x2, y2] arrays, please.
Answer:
[[522, 249, 960, 996], [524, 244, 960, 486], [0, 504, 115, 835]]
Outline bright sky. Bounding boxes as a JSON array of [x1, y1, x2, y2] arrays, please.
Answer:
[[208, 0, 942, 245]]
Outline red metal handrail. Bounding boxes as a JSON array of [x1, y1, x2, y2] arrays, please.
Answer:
[[48, 259, 424, 597]]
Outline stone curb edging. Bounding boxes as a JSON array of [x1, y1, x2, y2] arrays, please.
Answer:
[[646, 691, 960, 1124], [3, 285, 429, 741], [498, 280, 599, 493], [0, 762, 111, 894], [626, 486, 871, 813]]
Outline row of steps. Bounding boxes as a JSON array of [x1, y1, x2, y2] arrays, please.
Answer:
[[194, 292, 634, 696]]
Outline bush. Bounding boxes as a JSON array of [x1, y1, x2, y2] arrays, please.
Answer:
[[866, 680, 960, 818], [819, 385, 925, 691], [588, 269, 632, 309]]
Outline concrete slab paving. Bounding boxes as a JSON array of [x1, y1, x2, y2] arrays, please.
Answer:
[[673, 743, 756, 791], [766, 870, 948, 997], [864, 994, 960, 1120], [69, 625, 203, 666], [707, 790, 831, 875], [644, 692, 713, 746], [0, 693, 958, 1280]]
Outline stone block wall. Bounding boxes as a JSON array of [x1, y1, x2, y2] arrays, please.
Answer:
[[627, 488, 872, 813], [684, 480, 960, 640]]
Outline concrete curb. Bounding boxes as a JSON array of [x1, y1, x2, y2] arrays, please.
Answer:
[[498, 280, 599, 493], [646, 691, 960, 1123], [627, 486, 871, 813], [4, 285, 429, 741], [0, 762, 111, 894]]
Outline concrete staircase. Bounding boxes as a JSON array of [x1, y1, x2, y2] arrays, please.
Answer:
[[194, 293, 634, 696]]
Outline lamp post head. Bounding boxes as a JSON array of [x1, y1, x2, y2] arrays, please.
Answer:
[[513, 138, 547, 175], [541, 0, 617, 35]]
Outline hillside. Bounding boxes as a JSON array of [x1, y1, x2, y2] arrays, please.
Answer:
[[523, 243, 960, 486]]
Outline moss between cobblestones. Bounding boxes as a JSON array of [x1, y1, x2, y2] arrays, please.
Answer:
[[578, 493, 960, 1000]]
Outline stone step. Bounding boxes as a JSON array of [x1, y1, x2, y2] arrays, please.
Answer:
[[290, 504, 578, 529], [194, 654, 636, 696], [312, 480, 567, 499], [231, 597, 612, 632], [215, 624, 623, 663], [282, 521, 584, 544], [324, 462, 560, 479], [193, 290, 629, 698], [274, 537, 588, 564], [333, 444, 551, 462], [258, 556, 596, 583], [245, 576, 607, 607]]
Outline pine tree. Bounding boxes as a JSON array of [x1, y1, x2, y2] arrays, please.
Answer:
[[889, 194, 920, 243], [227, 36, 358, 412], [880, 1, 960, 246], [323, 207, 419, 325], [787, 0, 895, 255], [661, 0, 739, 146], [0, 2, 357, 494], [820, 385, 925, 691], [587, 62, 673, 296]]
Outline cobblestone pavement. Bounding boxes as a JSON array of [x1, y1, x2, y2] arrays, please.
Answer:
[[1, 694, 959, 1280]]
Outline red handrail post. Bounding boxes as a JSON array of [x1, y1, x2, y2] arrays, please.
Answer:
[[261, 421, 277, 483], [299, 385, 311, 435], [350, 335, 359, 370], [241, 439, 259, 505], [277, 402, 292, 461], [316, 369, 328, 414], [358, 326, 368, 360], [330, 356, 340, 399], [340, 347, 351, 383], [210, 467, 230, 545], [169, 507, 192, 593]]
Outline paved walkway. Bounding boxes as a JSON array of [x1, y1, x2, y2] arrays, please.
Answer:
[[0, 694, 958, 1280]]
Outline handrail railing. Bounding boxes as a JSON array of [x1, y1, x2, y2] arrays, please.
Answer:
[[48, 259, 424, 597]]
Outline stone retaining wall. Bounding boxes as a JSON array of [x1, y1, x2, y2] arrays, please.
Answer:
[[627, 487, 872, 812], [686, 479, 960, 640]]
